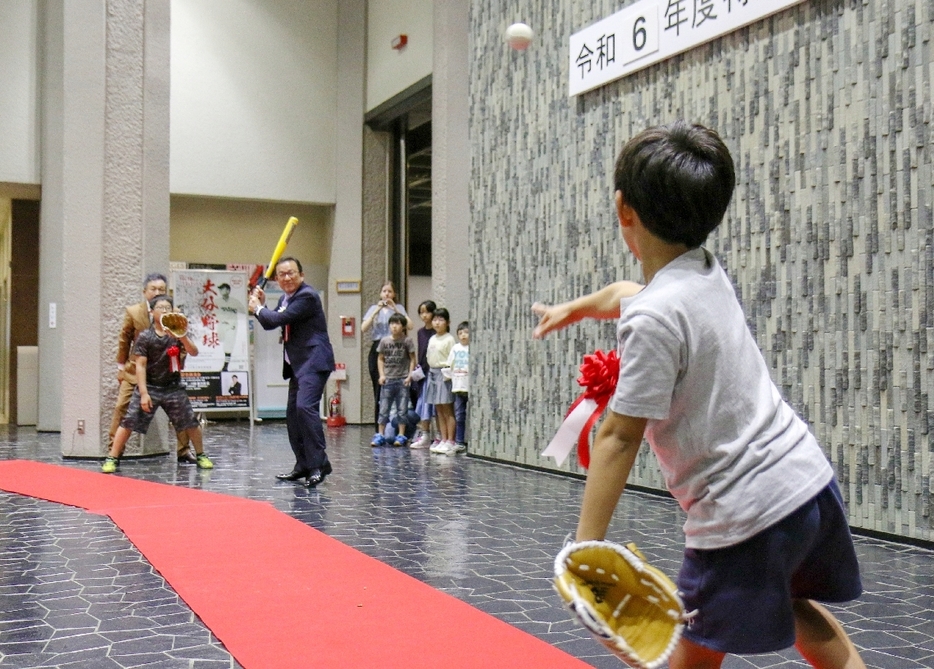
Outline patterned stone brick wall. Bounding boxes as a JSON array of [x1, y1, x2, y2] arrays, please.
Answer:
[[468, 0, 934, 540]]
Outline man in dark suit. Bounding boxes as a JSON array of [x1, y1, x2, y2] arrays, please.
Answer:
[[249, 257, 335, 487], [227, 375, 242, 395]]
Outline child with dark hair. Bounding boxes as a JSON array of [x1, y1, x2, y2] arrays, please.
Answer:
[[439, 320, 469, 454], [534, 121, 864, 668], [362, 281, 412, 428], [103, 295, 214, 473], [424, 308, 457, 453], [371, 312, 416, 447], [410, 300, 437, 449]]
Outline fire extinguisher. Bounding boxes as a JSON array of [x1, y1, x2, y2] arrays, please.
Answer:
[[326, 382, 346, 427]]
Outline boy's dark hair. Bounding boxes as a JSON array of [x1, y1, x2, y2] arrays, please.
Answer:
[[219, 283, 231, 290], [276, 256, 303, 273], [144, 272, 167, 288], [433, 307, 450, 324], [418, 300, 436, 315], [388, 313, 408, 328], [614, 121, 735, 248], [149, 294, 172, 310], [456, 321, 469, 333]]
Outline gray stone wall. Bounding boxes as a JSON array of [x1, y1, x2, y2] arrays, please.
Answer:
[[469, 0, 934, 541]]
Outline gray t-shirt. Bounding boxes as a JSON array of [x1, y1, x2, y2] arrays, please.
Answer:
[[610, 248, 832, 550], [377, 335, 415, 380]]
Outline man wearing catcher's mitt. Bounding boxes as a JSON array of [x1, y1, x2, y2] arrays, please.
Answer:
[[535, 122, 865, 669]]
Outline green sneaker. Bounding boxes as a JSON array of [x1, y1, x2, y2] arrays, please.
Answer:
[[101, 456, 118, 474], [196, 453, 214, 470]]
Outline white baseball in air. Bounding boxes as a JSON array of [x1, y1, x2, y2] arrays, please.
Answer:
[[505, 22, 534, 51]]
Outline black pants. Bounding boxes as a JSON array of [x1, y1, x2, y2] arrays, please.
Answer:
[[368, 341, 381, 427], [286, 370, 330, 472]]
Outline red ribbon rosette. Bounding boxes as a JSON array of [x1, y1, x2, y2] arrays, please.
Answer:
[[568, 350, 620, 468], [167, 345, 180, 373], [543, 349, 620, 469]]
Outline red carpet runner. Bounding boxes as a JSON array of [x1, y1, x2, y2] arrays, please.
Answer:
[[0, 460, 591, 669]]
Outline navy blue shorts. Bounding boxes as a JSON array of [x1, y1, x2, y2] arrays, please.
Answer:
[[677, 479, 862, 654]]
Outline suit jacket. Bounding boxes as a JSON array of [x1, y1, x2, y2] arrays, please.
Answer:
[[117, 300, 188, 385], [254, 282, 335, 380], [116, 301, 151, 385]]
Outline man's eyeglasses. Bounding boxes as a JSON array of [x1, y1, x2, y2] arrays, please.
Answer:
[[277, 270, 299, 279], [152, 305, 173, 312]]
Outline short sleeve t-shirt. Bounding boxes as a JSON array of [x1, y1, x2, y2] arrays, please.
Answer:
[[446, 343, 469, 393], [364, 304, 410, 342], [426, 332, 456, 369], [134, 328, 183, 387], [609, 248, 833, 550], [377, 335, 415, 380]]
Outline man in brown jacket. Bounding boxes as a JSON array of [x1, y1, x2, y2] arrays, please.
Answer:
[[108, 273, 195, 462]]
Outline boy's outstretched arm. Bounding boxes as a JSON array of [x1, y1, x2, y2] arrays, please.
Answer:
[[532, 280, 643, 339], [576, 410, 647, 541]]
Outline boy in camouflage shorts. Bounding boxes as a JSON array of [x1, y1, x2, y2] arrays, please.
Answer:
[[102, 295, 214, 473]]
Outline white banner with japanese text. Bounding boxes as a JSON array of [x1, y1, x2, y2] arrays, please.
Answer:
[[170, 269, 252, 411], [569, 0, 806, 96]]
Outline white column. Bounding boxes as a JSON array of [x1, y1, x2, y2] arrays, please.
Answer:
[[432, 0, 470, 324], [39, 0, 171, 455], [330, 0, 366, 424]]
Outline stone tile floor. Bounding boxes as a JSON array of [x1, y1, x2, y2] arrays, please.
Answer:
[[0, 421, 932, 668]]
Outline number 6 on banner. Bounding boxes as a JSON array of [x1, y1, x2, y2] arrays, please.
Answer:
[[622, 3, 660, 67]]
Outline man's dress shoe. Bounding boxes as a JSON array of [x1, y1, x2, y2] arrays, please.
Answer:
[[276, 469, 309, 482], [177, 452, 198, 465], [305, 461, 332, 487]]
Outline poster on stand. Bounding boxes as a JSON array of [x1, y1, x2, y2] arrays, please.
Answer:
[[171, 269, 252, 411]]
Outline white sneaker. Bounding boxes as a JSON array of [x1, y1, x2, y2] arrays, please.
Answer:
[[435, 441, 457, 455], [409, 431, 431, 449], [452, 442, 467, 454], [429, 439, 446, 453]]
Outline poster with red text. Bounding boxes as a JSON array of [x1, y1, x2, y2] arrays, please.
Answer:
[[170, 269, 251, 411]]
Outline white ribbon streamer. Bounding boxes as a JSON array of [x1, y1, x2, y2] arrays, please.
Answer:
[[542, 398, 599, 466]]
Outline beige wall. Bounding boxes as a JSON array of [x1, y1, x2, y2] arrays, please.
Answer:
[[0, 0, 40, 185], [170, 196, 333, 274], [366, 0, 433, 111], [170, 0, 338, 202]]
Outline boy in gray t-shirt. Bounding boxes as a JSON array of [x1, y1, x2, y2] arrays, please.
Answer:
[[533, 122, 863, 668], [372, 313, 416, 447]]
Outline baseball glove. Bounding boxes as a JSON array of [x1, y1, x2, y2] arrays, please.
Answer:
[[160, 312, 189, 338], [554, 540, 685, 669]]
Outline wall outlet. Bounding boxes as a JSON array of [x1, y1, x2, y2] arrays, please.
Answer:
[[77, 420, 85, 434]]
